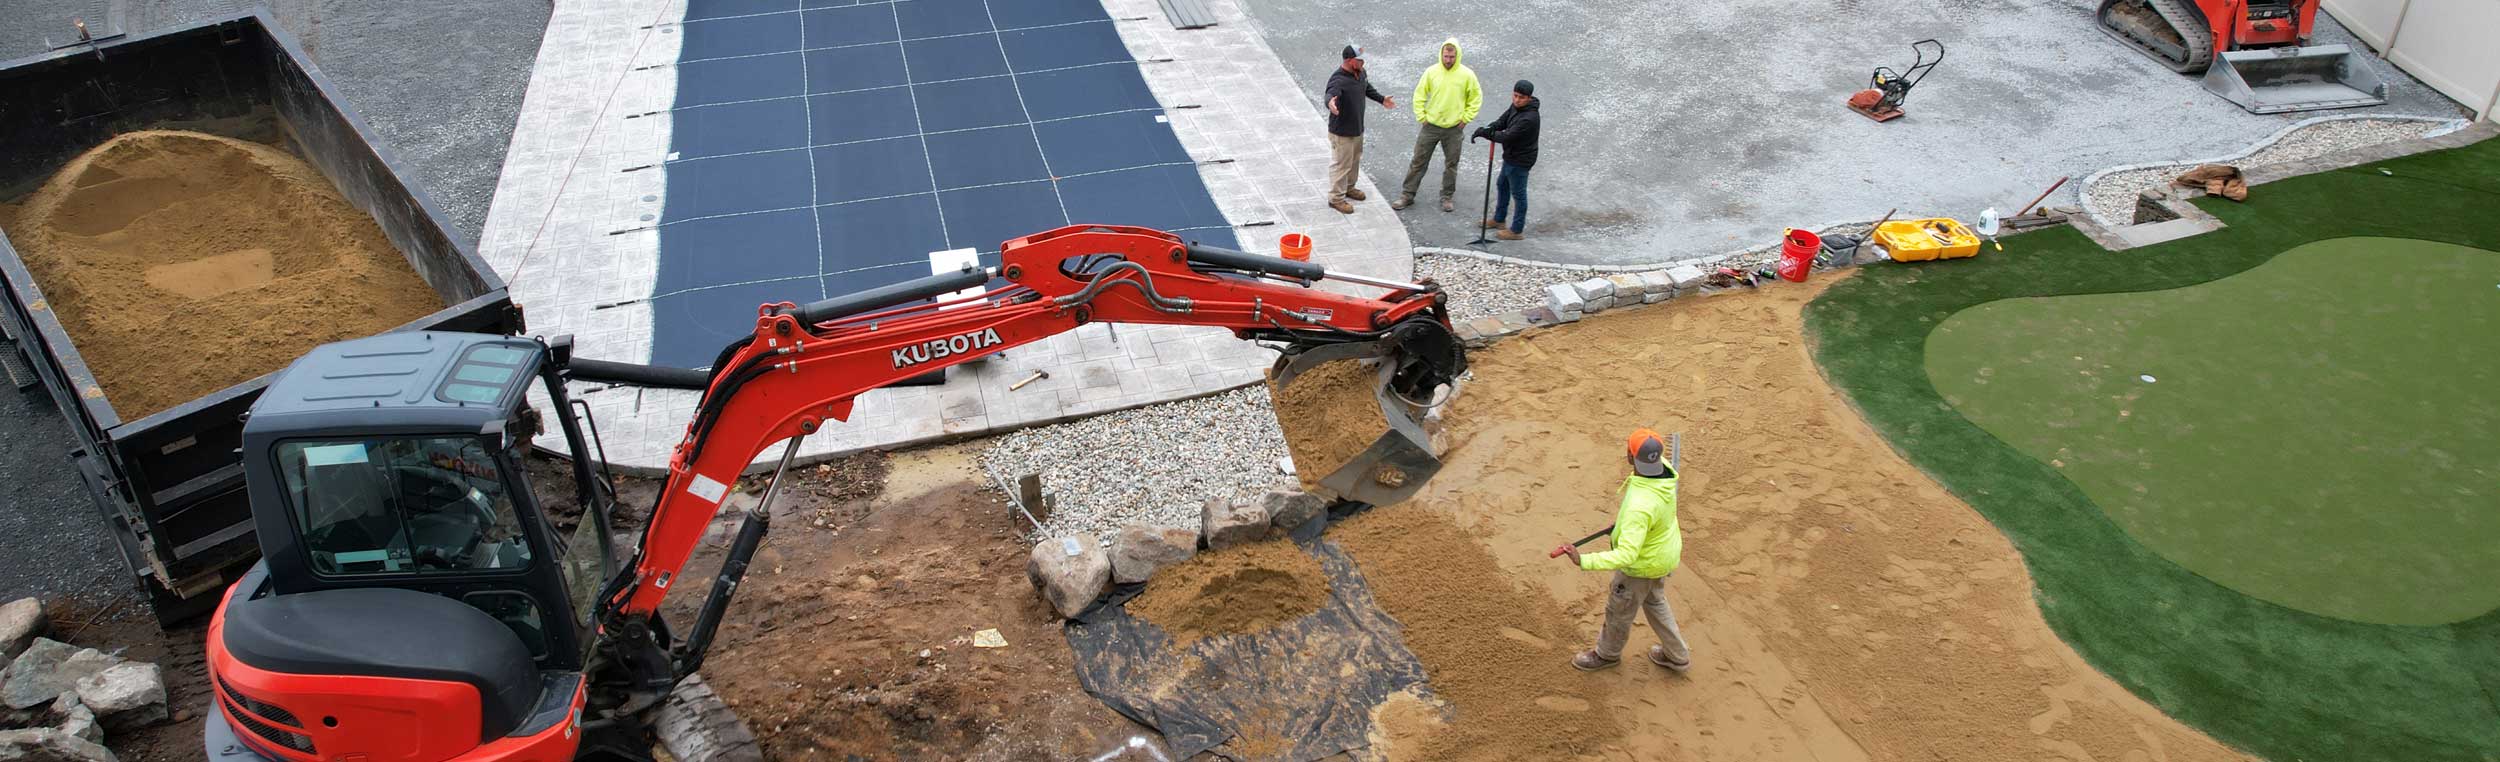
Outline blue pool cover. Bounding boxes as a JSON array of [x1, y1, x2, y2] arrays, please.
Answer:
[[650, 0, 1240, 367]]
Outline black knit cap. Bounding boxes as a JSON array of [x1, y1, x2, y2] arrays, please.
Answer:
[[1513, 79, 1534, 96]]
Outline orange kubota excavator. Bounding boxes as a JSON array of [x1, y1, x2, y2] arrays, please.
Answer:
[[199, 225, 1467, 762], [2094, 0, 2387, 113]]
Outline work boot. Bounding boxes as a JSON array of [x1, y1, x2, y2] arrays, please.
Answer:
[[1346, 188, 1368, 201], [1330, 199, 1355, 214], [1391, 194, 1414, 210], [1571, 650, 1619, 671], [1648, 646, 1691, 673], [1497, 229, 1524, 241], [1482, 218, 1504, 229], [1440, 198, 1456, 213]]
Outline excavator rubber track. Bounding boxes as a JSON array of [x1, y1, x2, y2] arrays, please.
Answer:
[[2098, 0, 2214, 73]]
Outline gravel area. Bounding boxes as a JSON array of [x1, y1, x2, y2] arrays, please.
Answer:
[[2085, 118, 2446, 223], [0, 388, 125, 605], [1417, 253, 1589, 321], [979, 387, 1294, 540]]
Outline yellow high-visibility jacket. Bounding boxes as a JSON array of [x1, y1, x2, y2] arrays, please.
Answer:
[[1411, 38, 1482, 129], [1579, 473, 1682, 578]]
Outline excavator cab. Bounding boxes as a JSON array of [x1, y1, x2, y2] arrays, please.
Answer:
[[207, 332, 629, 761]]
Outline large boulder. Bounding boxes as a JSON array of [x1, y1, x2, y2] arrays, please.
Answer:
[[1109, 526, 1197, 585], [0, 728, 115, 762], [0, 600, 40, 662], [2, 642, 116, 711], [73, 663, 166, 731], [1026, 535, 1110, 619], [1200, 497, 1269, 551], [1262, 491, 1328, 536]]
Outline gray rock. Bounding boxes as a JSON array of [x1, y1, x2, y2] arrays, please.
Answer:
[[1026, 535, 1111, 620], [1666, 265, 1709, 289], [1584, 294, 1616, 313], [1261, 491, 1327, 535], [46, 695, 96, 746], [1636, 270, 1674, 295], [1109, 525, 1198, 584], [1603, 273, 1647, 299], [73, 663, 166, 731], [1200, 496, 1269, 551], [1570, 277, 1613, 302], [0, 601, 40, 662], [1541, 282, 1583, 315], [0, 728, 115, 762], [2, 642, 116, 711], [1643, 290, 1672, 304]]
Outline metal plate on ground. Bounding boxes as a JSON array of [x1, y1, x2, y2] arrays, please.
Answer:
[[1156, 0, 1219, 29]]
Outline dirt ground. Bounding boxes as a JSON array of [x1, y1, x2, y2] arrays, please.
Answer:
[[676, 445, 1148, 761], [0, 130, 440, 419], [1363, 277, 2251, 761]]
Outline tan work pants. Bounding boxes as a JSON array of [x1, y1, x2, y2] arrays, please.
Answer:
[[1595, 571, 1691, 664], [1327, 133, 1363, 203]]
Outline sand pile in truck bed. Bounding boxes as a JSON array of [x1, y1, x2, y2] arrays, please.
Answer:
[[1127, 539, 1331, 645], [0, 130, 441, 420], [1269, 358, 1390, 493]]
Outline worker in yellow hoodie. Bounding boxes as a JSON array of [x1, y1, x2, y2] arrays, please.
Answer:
[[1554, 428, 1692, 672], [1392, 38, 1481, 213]]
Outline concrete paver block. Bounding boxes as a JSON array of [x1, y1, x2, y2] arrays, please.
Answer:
[[1604, 273, 1648, 298], [1543, 283, 1585, 314]]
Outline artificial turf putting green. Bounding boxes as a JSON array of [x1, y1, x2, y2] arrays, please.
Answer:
[[1925, 237, 2500, 626], [1805, 134, 2500, 762]]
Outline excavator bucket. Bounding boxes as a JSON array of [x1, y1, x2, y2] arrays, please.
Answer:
[[2202, 44, 2388, 114], [1266, 320, 1465, 507]]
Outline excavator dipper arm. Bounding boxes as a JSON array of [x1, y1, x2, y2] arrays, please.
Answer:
[[604, 225, 1462, 622]]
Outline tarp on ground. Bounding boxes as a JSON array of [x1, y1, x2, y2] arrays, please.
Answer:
[[1065, 515, 1430, 761]]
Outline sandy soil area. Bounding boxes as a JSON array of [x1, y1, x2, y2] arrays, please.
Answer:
[[1130, 539, 1331, 647], [678, 445, 1146, 761], [1362, 278, 2251, 761], [0, 130, 439, 419]]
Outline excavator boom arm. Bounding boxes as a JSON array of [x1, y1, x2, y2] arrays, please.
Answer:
[[606, 225, 1455, 618]]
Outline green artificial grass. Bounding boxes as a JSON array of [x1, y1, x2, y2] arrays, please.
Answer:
[[1924, 237, 2500, 626], [1804, 137, 2500, 762]]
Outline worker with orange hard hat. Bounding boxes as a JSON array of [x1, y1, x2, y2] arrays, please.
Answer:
[[1553, 428, 1691, 673]]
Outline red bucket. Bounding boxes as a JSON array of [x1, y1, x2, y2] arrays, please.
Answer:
[[1777, 228, 1820, 283]]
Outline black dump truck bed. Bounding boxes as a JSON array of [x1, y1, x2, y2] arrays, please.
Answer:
[[0, 13, 522, 623]]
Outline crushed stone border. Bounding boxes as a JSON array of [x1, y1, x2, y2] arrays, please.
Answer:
[[2078, 114, 2469, 228]]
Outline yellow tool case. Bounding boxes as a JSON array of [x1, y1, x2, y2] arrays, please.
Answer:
[[1873, 218, 1980, 261]]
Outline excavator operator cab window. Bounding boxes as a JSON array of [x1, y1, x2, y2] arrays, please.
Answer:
[[275, 436, 534, 577]]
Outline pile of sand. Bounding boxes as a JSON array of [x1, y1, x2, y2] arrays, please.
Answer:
[[1268, 358, 1390, 493], [1334, 505, 1621, 761], [1127, 539, 1331, 646], [0, 130, 441, 420]]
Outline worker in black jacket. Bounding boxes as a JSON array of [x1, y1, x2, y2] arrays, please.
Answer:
[[1324, 44, 1393, 215], [1473, 80, 1540, 240]]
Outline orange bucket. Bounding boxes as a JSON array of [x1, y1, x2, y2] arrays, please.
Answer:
[[1279, 233, 1313, 262]]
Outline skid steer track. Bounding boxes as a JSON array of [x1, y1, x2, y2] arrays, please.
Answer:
[[2098, 0, 2214, 73]]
